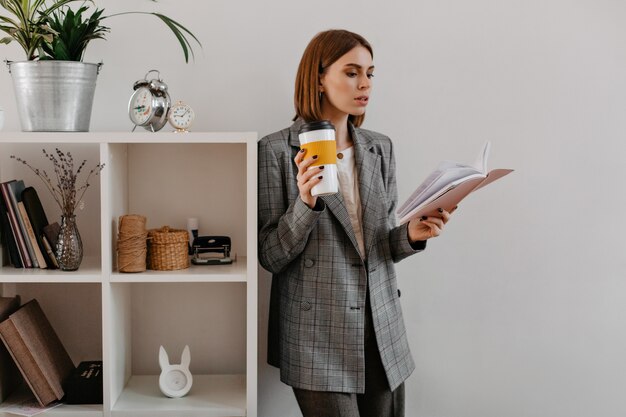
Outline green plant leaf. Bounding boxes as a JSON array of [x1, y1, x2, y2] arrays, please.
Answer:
[[103, 11, 202, 63], [39, 4, 109, 60], [2, 0, 200, 61]]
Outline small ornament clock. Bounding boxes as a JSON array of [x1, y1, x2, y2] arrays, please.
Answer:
[[168, 100, 195, 133], [159, 345, 193, 398], [128, 70, 171, 132]]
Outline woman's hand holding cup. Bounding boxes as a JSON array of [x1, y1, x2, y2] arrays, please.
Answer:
[[295, 149, 324, 209]]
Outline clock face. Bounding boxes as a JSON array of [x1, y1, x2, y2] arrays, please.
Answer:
[[169, 103, 195, 130], [165, 370, 188, 391], [129, 87, 154, 125]]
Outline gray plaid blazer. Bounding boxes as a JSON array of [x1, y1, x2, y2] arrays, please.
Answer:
[[258, 119, 425, 393]]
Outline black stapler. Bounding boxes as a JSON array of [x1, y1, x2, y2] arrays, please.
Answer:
[[191, 236, 234, 265]]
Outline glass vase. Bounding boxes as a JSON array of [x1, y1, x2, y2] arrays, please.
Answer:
[[56, 214, 83, 271]]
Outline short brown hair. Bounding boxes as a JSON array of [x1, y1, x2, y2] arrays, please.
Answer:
[[293, 29, 373, 127]]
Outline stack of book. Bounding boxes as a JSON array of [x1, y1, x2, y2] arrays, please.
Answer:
[[0, 180, 60, 269], [0, 299, 75, 406]]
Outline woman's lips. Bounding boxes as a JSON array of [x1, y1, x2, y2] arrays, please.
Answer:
[[355, 96, 369, 106]]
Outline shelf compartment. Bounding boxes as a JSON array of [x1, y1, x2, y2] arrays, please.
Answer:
[[112, 374, 245, 417], [105, 142, 247, 275], [0, 142, 102, 270], [0, 283, 103, 365], [106, 282, 246, 409], [0, 256, 101, 282], [111, 256, 247, 282], [120, 283, 246, 373]]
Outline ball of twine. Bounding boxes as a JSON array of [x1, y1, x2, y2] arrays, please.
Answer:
[[117, 214, 148, 273]]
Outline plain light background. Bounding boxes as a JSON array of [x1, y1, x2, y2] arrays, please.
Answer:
[[1, 0, 625, 416]]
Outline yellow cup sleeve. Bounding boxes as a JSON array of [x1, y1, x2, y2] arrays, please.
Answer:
[[300, 141, 337, 166]]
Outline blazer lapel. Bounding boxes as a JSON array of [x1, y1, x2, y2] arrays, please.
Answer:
[[351, 125, 383, 259], [320, 193, 362, 259], [289, 120, 362, 259]]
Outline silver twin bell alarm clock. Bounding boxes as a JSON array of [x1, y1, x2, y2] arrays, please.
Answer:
[[128, 69, 172, 132]]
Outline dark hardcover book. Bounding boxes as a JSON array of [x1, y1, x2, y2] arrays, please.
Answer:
[[0, 296, 21, 402], [1, 181, 32, 267], [21, 187, 57, 270], [6, 180, 38, 267], [0, 299, 75, 406], [0, 187, 23, 268], [64, 361, 103, 404]]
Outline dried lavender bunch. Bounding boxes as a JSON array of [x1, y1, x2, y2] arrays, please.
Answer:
[[11, 149, 105, 216]]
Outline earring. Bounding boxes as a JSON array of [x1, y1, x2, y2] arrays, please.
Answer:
[[319, 91, 323, 101]]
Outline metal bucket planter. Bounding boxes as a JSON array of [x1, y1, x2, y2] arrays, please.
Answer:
[[6, 61, 102, 132]]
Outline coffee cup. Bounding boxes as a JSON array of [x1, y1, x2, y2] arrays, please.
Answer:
[[298, 120, 339, 196]]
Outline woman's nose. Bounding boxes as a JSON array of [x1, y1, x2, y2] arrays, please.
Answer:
[[358, 75, 370, 89]]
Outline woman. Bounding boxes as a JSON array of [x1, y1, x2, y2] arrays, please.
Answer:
[[258, 29, 453, 417]]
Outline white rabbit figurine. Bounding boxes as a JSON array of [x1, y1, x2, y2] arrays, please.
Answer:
[[159, 345, 193, 398]]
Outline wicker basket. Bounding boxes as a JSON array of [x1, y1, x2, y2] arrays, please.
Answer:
[[147, 226, 189, 270]]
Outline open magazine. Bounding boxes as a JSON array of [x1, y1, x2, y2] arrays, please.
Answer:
[[397, 141, 513, 225]]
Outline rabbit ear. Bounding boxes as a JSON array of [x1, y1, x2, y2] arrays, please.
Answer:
[[159, 346, 170, 369], [181, 345, 191, 368]]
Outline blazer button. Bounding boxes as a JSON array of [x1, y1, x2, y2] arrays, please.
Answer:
[[304, 259, 315, 268], [301, 301, 312, 311]]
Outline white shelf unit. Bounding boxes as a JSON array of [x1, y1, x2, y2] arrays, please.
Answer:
[[0, 132, 258, 417]]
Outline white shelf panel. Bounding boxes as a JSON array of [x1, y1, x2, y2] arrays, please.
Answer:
[[0, 132, 257, 144], [0, 385, 103, 416], [0, 406, 102, 417], [0, 399, 101, 417], [112, 375, 245, 417], [110, 257, 247, 282], [0, 256, 101, 282]]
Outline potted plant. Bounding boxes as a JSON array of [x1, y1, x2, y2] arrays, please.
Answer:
[[0, 0, 200, 131]]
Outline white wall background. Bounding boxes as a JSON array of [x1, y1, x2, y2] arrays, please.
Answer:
[[2, 0, 626, 416]]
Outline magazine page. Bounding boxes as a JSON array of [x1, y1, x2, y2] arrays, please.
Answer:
[[398, 161, 483, 219], [399, 173, 486, 224], [397, 141, 512, 224]]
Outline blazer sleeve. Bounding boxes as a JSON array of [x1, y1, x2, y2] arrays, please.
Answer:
[[386, 139, 427, 262], [258, 137, 324, 274]]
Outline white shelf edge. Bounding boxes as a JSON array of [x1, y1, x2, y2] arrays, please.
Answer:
[[0, 256, 102, 282], [0, 132, 257, 144], [112, 374, 245, 417], [0, 406, 102, 417], [110, 257, 248, 283], [0, 395, 102, 417]]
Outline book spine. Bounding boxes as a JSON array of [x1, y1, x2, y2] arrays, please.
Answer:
[[6, 182, 38, 268], [0, 187, 21, 267], [21, 186, 57, 270], [0, 319, 56, 406], [5, 214, 25, 267], [0, 184, 31, 268], [0, 199, 23, 267], [41, 235, 59, 269], [17, 202, 47, 269], [11, 300, 74, 401]]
